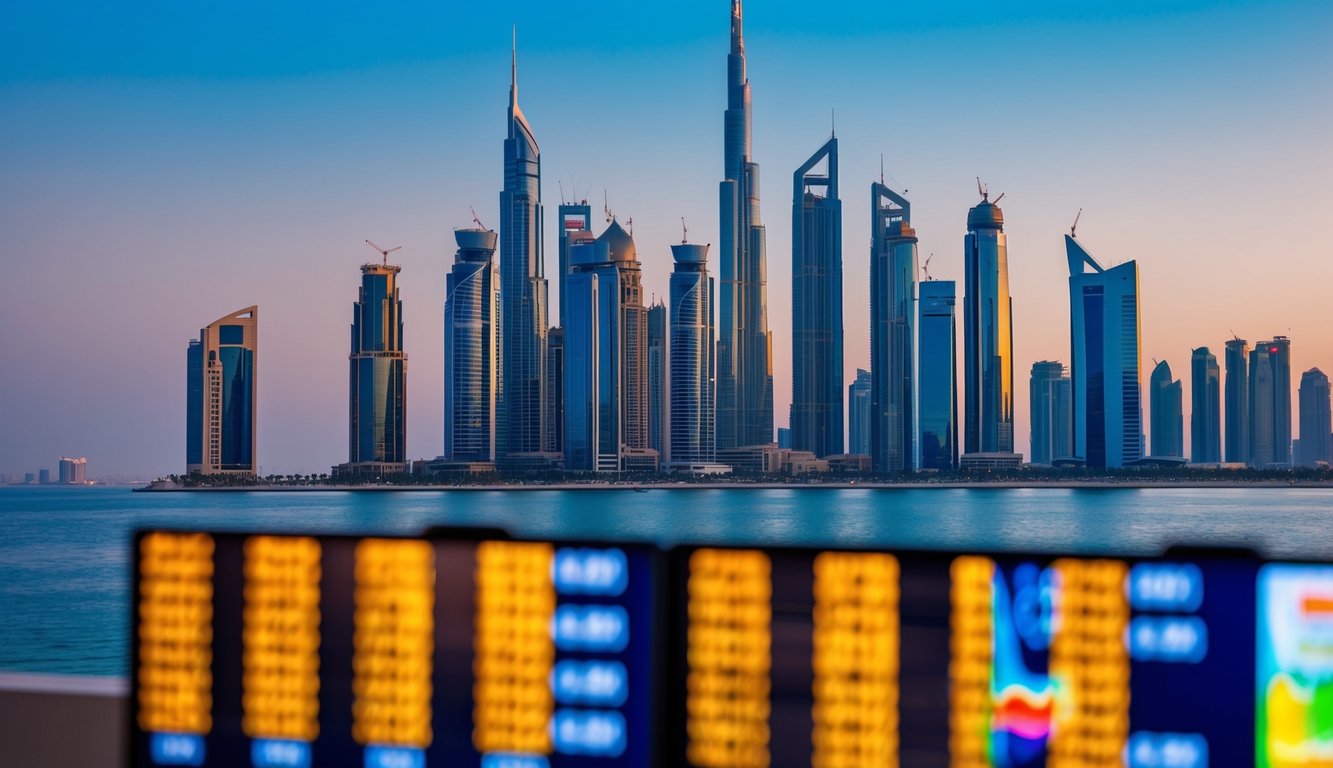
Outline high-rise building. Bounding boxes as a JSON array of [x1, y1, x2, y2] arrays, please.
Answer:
[[58, 457, 87, 484], [443, 228, 502, 463], [1298, 367, 1331, 466], [1067, 234, 1143, 469], [716, 0, 774, 451], [1029, 361, 1071, 466], [186, 306, 257, 475], [648, 302, 668, 460], [557, 201, 592, 329], [848, 369, 872, 457], [919, 281, 958, 471], [1149, 360, 1183, 458], [500, 42, 549, 462], [1249, 337, 1292, 466], [791, 136, 843, 458], [668, 243, 715, 466], [963, 191, 1016, 459], [346, 260, 407, 475], [1190, 347, 1221, 463], [870, 182, 917, 473], [1224, 338, 1250, 464], [544, 327, 563, 455]]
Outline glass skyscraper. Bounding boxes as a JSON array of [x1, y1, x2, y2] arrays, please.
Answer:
[[1298, 367, 1331, 466], [648, 302, 668, 460], [1067, 234, 1143, 469], [919, 281, 957, 471], [1029, 361, 1071, 466], [717, 0, 774, 451], [543, 327, 563, 455], [500, 43, 549, 462], [1249, 337, 1292, 466], [348, 261, 407, 472], [963, 192, 1015, 458], [1224, 337, 1249, 464], [557, 201, 592, 329], [848, 369, 871, 457], [443, 228, 501, 463], [1149, 359, 1183, 458], [1191, 346, 1221, 463], [186, 306, 257, 475], [791, 136, 843, 458], [870, 182, 917, 473], [669, 242, 715, 466]]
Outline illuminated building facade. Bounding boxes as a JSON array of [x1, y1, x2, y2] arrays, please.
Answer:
[[963, 192, 1015, 459], [187, 305, 257, 475], [347, 262, 407, 473], [444, 228, 502, 463], [1191, 346, 1221, 463], [669, 242, 715, 465], [919, 281, 958, 471], [870, 182, 917, 473]]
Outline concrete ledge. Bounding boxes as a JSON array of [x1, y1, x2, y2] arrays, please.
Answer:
[[0, 674, 125, 768]]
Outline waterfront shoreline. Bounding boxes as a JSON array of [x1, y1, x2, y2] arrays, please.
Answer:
[[134, 480, 1333, 492]]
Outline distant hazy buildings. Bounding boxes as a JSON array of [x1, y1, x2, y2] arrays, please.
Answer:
[[500, 45, 549, 462], [1249, 337, 1292, 466], [1191, 347, 1221, 463], [186, 306, 258, 475], [648, 302, 668, 459], [1067, 234, 1143, 469], [919, 281, 958, 471], [669, 242, 715, 466], [716, 0, 774, 451], [1149, 360, 1183, 459], [443, 228, 501, 463], [346, 260, 407, 475], [791, 136, 843, 458], [1298, 368, 1331, 466], [870, 182, 917, 473], [1224, 338, 1250, 464], [963, 191, 1016, 460], [848, 369, 871, 457], [1029, 361, 1071, 466], [58, 456, 87, 484]]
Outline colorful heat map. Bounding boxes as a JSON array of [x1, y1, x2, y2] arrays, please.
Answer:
[[1258, 565, 1333, 767], [990, 563, 1058, 767]]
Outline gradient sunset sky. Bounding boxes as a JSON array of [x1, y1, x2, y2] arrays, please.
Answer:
[[2, 0, 1330, 477]]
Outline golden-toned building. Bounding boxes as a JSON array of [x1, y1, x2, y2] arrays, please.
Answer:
[[186, 306, 258, 475]]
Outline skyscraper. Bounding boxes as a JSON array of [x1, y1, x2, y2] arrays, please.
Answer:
[[544, 327, 563, 455], [346, 259, 407, 474], [1190, 346, 1221, 463], [186, 306, 257, 475], [1249, 337, 1292, 466], [58, 456, 87, 484], [1224, 337, 1249, 464], [870, 182, 917, 473], [716, 0, 774, 451], [1067, 234, 1143, 469], [791, 136, 843, 458], [500, 41, 549, 462], [919, 281, 958, 471], [963, 191, 1016, 458], [1029, 361, 1071, 466], [1149, 360, 1183, 459], [848, 369, 871, 457], [1298, 367, 1331, 466], [669, 242, 715, 466], [443, 228, 502, 463], [557, 201, 592, 329], [648, 302, 668, 460]]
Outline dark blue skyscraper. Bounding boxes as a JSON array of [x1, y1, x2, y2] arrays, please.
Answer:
[[791, 136, 843, 458], [557, 201, 592, 329], [717, 0, 774, 451], [648, 302, 668, 460], [1149, 359, 1183, 459], [186, 306, 257, 475], [964, 190, 1016, 458], [500, 42, 549, 462], [444, 228, 501, 463], [1191, 346, 1221, 463], [920, 281, 958, 470], [848, 369, 871, 457], [1224, 337, 1249, 464], [1249, 337, 1292, 466], [1029, 361, 1071, 466], [347, 261, 407, 473], [870, 182, 917, 473], [669, 242, 715, 466], [1298, 368, 1331, 466]]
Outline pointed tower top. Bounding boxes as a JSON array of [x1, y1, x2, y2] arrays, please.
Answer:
[[510, 26, 518, 104], [731, 0, 744, 52]]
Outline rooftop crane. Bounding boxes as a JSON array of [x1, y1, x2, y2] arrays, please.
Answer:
[[365, 239, 402, 267], [921, 253, 934, 282], [681, 217, 689, 244], [1070, 208, 1083, 238], [469, 207, 487, 230]]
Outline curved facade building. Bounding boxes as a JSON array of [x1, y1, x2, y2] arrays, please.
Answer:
[[444, 228, 502, 463], [186, 306, 257, 475], [791, 136, 843, 458], [1067, 234, 1143, 469], [1299, 367, 1331, 466], [870, 182, 917, 473], [1191, 347, 1221, 463], [669, 242, 715, 465], [348, 262, 407, 472], [1224, 338, 1250, 464], [963, 194, 1015, 457], [1149, 359, 1183, 458]]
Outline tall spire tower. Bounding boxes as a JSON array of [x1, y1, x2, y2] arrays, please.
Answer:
[[499, 31, 549, 462], [717, 0, 774, 450]]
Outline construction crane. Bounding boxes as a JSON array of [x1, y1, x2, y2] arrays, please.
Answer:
[[921, 253, 934, 282], [1070, 208, 1083, 238], [365, 239, 402, 267], [681, 217, 689, 244], [469, 206, 487, 230]]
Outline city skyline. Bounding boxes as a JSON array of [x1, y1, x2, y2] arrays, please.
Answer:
[[3, 0, 1331, 476]]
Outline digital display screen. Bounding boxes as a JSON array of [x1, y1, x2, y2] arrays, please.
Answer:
[[132, 531, 1333, 767]]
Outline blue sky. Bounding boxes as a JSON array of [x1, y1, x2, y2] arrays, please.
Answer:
[[2, 0, 1330, 476]]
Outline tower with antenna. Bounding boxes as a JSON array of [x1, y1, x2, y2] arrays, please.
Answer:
[[962, 179, 1017, 461]]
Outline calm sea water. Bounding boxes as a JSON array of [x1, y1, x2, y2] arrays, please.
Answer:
[[2, 484, 1332, 676]]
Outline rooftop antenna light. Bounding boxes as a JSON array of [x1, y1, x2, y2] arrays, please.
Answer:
[[366, 239, 402, 267], [469, 206, 487, 230], [1070, 208, 1083, 238], [627, 216, 633, 237]]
